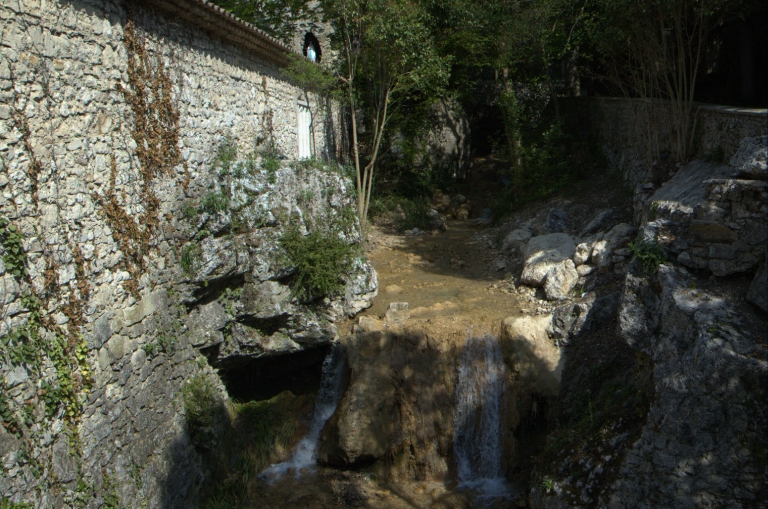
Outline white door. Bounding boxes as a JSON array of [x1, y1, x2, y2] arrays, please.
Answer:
[[297, 102, 312, 159]]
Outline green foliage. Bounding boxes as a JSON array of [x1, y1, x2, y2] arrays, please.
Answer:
[[281, 54, 337, 96], [180, 243, 201, 275], [0, 217, 27, 278], [0, 499, 34, 509], [540, 475, 555, 492], [200, 191, 230, 214], [182, 374, 221, 447], [197, 392, 301, 509], [102, 472, 122, 509], [280, 221, 361, 300], [629, 238, 668, 273], [491, 120, 602, 221], [261, 153, 281, 184]]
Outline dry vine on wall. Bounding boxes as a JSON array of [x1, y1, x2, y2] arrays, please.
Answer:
[[94, 18, 184, 296]]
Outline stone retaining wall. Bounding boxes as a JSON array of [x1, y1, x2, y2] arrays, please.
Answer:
[[566, 97, 768, 187], [0, 1, 355, 508]]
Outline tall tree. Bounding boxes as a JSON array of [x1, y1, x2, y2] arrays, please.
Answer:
[[324, 0, 448, 227]]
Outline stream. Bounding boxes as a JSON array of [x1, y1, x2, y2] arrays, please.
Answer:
[[261, 343, 346, 480], [453, 334, 515, 505]]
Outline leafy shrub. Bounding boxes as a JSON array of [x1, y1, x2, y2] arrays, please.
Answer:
[[396, 199, 434, 232], [629, 239, 668, 273], [261, 153, 281, 184], [200, 190, 230, 214], [280, 225, 360, 300]]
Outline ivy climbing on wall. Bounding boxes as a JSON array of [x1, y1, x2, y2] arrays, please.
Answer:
[[0, 217, 92, 433]]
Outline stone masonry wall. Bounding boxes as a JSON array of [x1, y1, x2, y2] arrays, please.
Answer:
[[0, 1, 363, 508], [568, 97, 767, 188]]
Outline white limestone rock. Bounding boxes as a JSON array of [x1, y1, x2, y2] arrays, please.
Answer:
[[520, 233, 576, 287]]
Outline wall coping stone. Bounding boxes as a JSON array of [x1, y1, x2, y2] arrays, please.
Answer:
[[577, 96, 768, 119]]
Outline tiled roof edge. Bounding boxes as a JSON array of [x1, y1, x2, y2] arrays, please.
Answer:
[[144, 0, 297, 66]]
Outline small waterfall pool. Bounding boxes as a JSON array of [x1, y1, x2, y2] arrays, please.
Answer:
[[453, 334, 515, 505], [260, 343, 345, 480]]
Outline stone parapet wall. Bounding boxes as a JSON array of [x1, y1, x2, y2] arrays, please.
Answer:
[[0, 1, 354, 508], [566, 97, 767, 188]]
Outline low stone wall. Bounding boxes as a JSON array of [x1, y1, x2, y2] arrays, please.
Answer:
[[0, 1, 363, 508], [566, 97, 768, 188]]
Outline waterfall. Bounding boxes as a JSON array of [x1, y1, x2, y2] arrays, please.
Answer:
[[261, 343, 345, 479], [453, 334, 513, 503]]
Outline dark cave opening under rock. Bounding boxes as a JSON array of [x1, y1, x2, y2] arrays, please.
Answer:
[[212, 344, 332, 402]]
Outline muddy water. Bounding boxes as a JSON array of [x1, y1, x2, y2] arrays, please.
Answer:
[[360, 220, 523, 337]]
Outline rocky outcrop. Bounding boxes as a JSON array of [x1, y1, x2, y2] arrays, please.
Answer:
[[637, 159, 767, 277], [730, 135, 767, 180], [499, 315, 562, 396], [183, 165, 377, 368], [747, 257, 767, 312]]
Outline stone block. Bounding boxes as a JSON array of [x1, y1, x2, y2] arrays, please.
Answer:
[[385, 302, 409, 325], [690, 221, 737, 243]]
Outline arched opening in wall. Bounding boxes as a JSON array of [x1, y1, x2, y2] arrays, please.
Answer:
[[205, 343, 332, 402], [297, 97, 313, 159], [303, 32, 321, 62]]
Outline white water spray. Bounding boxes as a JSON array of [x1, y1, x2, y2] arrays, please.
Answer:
[[453, 334, 513, 504], [261, 343, 345, 480]]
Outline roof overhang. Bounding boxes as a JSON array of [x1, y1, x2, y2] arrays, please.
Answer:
[[143, 0, 295, 66]]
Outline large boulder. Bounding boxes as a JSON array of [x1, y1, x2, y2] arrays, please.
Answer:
[[319, 332, 395, 467], [581, 209, 614, 236], [501, 229, 533, 253], [520, 234, 576, 286], [531, 208, 568, 236], [543, 259, 579, 301], [319, 331, 455, 480]]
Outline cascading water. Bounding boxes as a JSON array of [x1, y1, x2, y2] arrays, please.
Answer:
[[261, 343, 345, 480], [453, 334, 513, 504]]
